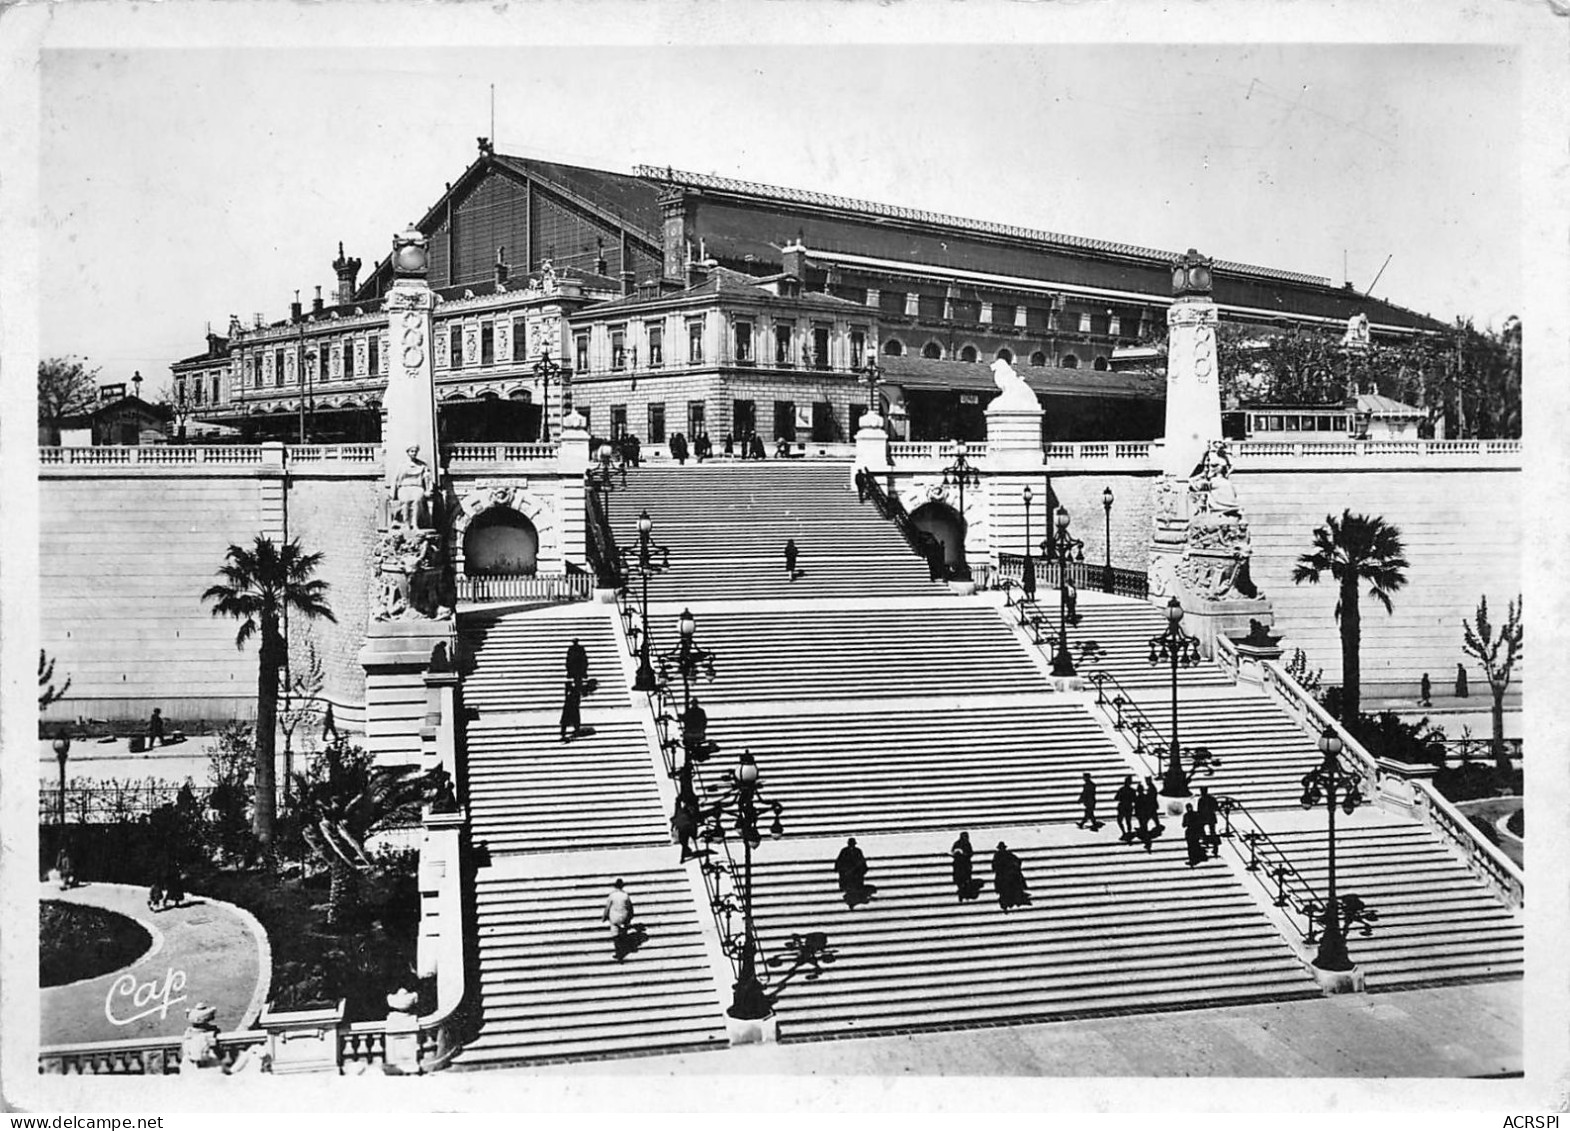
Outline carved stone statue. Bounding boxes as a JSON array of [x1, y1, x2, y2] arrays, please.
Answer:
[[988, 358, 1041, 412], [1341, 312, 1371, 350], [372, 528, 450, 621], [391, 445, 434, 529]]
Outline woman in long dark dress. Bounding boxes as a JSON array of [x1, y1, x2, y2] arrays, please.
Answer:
[[950, 832, 974, 901], [560, 680, 582, 742]]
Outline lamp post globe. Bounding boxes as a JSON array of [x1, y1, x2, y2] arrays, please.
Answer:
[[52, 733, 72, 830]]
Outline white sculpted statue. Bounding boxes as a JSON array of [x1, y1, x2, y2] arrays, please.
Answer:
[[392, 445, 433, 528], [989, 358, 1040, 412], [1341, 312, 1371, 349]]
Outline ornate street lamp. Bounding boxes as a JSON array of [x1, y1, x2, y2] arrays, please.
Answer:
[[700, 750, 784, 1022], [1300, 726, 1373, 972], [856, 356, 883, 417], [1049, 505, 1084, 677], [585, 445, 626, 522], [533, 348, 563, 443], [621, 509, 669, 693], [52, 731, 72, 831], [1149, 596, 1205, 797], [1102, 485, 1115, 593], [940, 447, 980, 581], [1021, 486, 1036, 601], [657, 607, 718, 805]]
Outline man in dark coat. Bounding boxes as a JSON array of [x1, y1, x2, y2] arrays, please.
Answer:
[[1182, 803, 1207, 866], [1076, 772, 1099, 830], [147, 707, 166, 748], [723, 432, 735, 458], [1136, 779, 1162, 850], [950, 831, 974, 902], [834, 837, 868, 906], [1196, 786, 1221, 856], [566, 638, 589, 697], [560, 680, 582, 742], [1114, 775, 1137, 841], [671, 432, 689, 465], [750, 432, 766, 461], [785, 538, 799, 580]]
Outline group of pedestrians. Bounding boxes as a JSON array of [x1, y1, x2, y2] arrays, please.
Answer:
[[728, 430, 768, 460], [667, 431, 715, 464]]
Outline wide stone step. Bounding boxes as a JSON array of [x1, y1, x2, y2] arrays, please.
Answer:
[[455, 860, 728, 1067]]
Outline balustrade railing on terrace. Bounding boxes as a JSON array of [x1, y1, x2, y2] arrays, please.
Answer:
[[1259, 658, 1524, 910], [994, 551, 1149, 600], [886, 440, 988, 462], [40, 1031, 269, 1075], [442, 442, 558, 463], [455, 573, 592, 605]]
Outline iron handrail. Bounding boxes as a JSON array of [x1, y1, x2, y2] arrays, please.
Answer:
[[1212, 795, 1328, 944], [995, 552, 1150, 600], [584, 487, 625, 589], [855, 468, 946, 579]]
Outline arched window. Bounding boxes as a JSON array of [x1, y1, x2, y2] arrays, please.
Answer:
[[1030, 351, 1047, 367], [959, 345, 978, 363], [1093, 356, 1109, 371], [1061, 354, 1079, 369], [883, 339, 905, 357], [996, 348, 1014, 364], [922, 341, 943, 359]]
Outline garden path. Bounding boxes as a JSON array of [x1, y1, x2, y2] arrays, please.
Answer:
[[40, 881, 269, 1047]]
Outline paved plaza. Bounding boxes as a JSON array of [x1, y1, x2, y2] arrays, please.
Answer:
[[497, 981, 1520, 1079], [40, 881, 269, 1047]]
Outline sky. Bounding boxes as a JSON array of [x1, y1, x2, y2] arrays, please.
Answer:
[[37, 41, 1523, 389]]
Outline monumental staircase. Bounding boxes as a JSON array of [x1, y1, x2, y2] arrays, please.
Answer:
[[442, 458, 1522, 1067]]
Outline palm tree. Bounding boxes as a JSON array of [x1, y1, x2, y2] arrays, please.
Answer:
[[202, 536, 335, 847], [1291, 510, 1409, 724], [291, 737, 424, 927]]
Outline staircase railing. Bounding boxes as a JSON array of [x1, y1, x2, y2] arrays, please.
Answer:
[[455, 573, 592, 605], [854, 468, 947, 580], [585, 486, 626, 589], [1212, 797, 1331, 945], [1084, 671, 1162, 780], [1080, 670, 1335, 948], [995, 552, 1149, 600]]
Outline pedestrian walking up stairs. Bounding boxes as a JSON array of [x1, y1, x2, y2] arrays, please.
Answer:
[[746, 829, 1321, 1040], [460, 612, 627, 714], [452, 852, 728, 1067], [705, 699, 1132, 838], [1115, 688, 1328, 811], [1252, 813, 1524, 989], [604, 462, 942, 603], [672, 604, 1044, 707], [1042, 596, 1236, 691]]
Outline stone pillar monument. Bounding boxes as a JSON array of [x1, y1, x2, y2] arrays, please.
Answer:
[[360, 226, 457, 765], [1148, 250, 1271, 652], [983, 359, 1044, 472]]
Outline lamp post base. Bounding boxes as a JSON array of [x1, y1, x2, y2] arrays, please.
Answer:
[[1309, 962, 1366, 995], [633, 663, 658, 693]]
